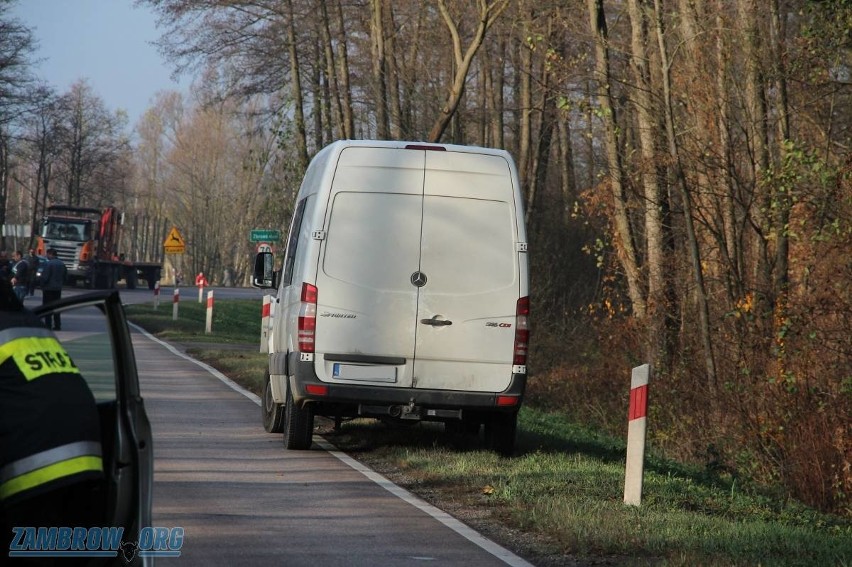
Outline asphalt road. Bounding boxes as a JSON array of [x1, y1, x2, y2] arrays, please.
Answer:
[[18, 286, 533, 565], [127, 306, 534, 566]]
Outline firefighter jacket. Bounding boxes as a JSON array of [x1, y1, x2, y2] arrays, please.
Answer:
[[0, 309, 103, 506]]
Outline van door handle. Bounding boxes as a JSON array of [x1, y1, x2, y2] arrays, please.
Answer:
[[421, 316, 452, 326]]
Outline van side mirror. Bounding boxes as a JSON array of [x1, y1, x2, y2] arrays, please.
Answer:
[[251, 252, 278, 289]]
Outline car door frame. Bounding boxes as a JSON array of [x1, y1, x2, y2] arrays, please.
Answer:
[[33, 290, 153, 562]]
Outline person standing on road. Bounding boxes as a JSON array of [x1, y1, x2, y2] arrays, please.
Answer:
[[40, 248, 67, 331], [0, 251, 11, 283], [26, 249, 39, 297], [0, 277, 104, 563], [9, 251, 29, 304]]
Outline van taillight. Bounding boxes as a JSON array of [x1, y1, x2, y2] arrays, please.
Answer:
[[496, 395, 520, 407], [298, 283, 318, 353], [513, 297, 530, 366]]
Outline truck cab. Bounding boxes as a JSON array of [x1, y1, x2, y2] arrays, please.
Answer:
[[37, 206, 162, 290]]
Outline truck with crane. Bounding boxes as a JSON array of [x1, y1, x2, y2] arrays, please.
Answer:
[[36, 205, 163, 289]]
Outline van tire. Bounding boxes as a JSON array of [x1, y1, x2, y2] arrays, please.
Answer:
[[283, 380, 314, 450], [262, 374, 284, 433], [484, 412, 517, 456]]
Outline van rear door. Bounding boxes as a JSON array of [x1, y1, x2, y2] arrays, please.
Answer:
[[314, 147, 424, 388], [413, 150, 520, 393]]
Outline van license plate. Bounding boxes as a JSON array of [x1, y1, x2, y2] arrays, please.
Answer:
[[332, 363, 397, 383]]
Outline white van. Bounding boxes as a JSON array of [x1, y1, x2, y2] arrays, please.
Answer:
[[252, 140, 529, 455]]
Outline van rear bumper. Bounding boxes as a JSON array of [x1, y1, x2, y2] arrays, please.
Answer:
[[287, 358, 526, 415]]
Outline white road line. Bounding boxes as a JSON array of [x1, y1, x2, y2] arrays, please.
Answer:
[[131, 323, 535, 567]]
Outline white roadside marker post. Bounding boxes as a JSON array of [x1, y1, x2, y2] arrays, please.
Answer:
[[624, 363, 651, 506], [260, 295, 272, 353], [205, 290, 214, 334], [172, 288, 180, 321], [153, 281, 160, 310]]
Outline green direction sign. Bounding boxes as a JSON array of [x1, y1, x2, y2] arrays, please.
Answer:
[[250, 229, 281, 242]]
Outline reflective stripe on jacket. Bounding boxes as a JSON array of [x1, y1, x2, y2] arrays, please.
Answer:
[[0, 441, 102, 500]]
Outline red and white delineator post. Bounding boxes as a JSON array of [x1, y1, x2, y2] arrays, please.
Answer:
[[172, 288, 180, 321], [260, 295, 275, 353], [624, 364, 650, 506], [196, 272, 208, 303], [205, 290, 214, 334], [153, 281, 160, 310]]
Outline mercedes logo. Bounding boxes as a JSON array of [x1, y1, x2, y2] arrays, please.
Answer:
[[410, 271, 427, 287]]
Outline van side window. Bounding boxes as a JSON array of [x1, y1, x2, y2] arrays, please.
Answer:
[[282, 198, 308, 286]]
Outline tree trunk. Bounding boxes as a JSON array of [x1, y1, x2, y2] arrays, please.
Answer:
[[586, 0, 647, 319], [370, 0, 389, 139], [769, 0, 791, 294], [286, 0, 309, 170], [714, 8, 744, 300], [556, 106, 576, 225], [333, 0, 354, 140], [627, 0, 667, 361], [490, 38, 506, 148], [517, 1, 533, 190], [310, 37, 323, 150], [0, 128, 8, 250], [385, 3, 403, 139], [652, 0, 716, 385], [739, 0, 772, 302], [319, 0, 345, 140]]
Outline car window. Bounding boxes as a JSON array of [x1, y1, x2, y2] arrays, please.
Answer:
[[282, 197, 309, 287], [51, 304, 118, 402]]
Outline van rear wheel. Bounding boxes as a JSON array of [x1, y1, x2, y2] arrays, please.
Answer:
[[283, 380, 314, 450], [262, 373, 284, 433], [484, 412, 517, 456]]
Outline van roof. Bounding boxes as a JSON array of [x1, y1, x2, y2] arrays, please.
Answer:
[[318, 139, 512, 159], [299, 140, 519, 201]]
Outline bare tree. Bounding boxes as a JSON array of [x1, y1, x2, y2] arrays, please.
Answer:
[[427, 0, 510, 143], [54, 81, 129, 207], [627, 0, 668, 361], [0, 2, 38, 246], [586, 0, 647, 318]]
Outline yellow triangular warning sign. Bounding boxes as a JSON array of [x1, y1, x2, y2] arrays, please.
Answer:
[[165, 226, 185, 246], [163, 226, 186, 253]]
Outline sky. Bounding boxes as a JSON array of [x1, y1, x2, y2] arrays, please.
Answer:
[[10, 0, 191, 128]]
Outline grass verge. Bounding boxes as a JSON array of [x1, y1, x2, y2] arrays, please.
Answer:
[[126, 299, 852, 566]]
